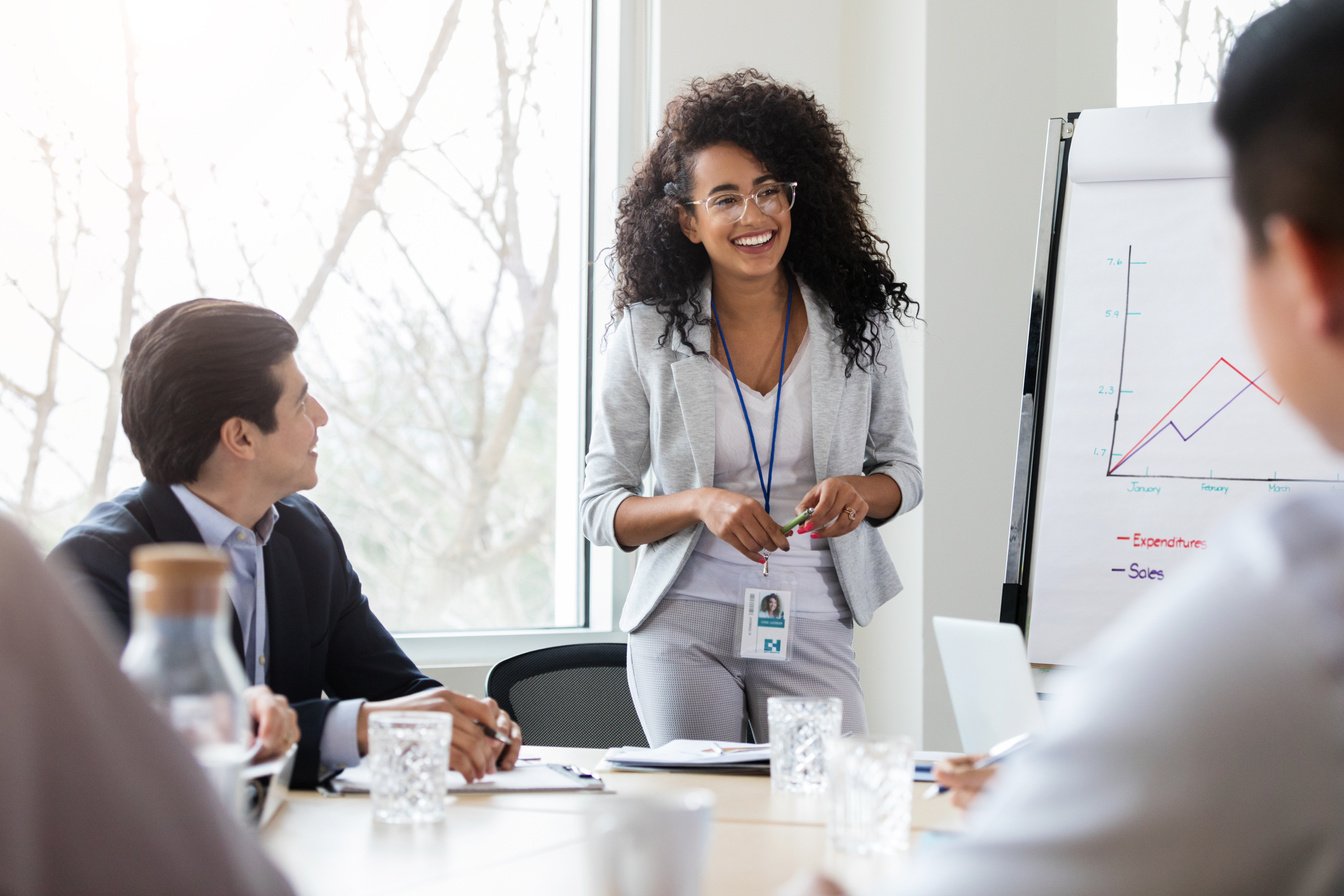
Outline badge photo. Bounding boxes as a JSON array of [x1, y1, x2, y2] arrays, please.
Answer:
[[739, 579, 792, 661]]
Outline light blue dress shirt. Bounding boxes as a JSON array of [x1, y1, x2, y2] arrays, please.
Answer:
[[170, 485, 365, 771]]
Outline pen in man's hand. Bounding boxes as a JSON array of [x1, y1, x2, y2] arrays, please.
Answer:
[[923, 732, 1032, 799], [476, 721, 513, 747]]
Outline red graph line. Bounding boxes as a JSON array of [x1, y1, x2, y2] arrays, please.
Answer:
[[1108, 356, 1283, 474]]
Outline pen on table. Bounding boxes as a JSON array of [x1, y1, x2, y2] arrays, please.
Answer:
[[922, 732, 1033, 800]]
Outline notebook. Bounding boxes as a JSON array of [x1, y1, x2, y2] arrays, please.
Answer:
[[933, 616, 1044, 753], [333, 760, 606, 794]]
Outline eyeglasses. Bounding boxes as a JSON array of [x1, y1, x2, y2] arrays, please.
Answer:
[[681, 181, 798, 223]]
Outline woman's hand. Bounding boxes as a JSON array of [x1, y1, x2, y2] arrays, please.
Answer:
[[697, 488, 792, 562], [794, 478, 869, 539]]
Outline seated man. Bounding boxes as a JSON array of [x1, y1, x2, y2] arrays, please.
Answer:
[[50, 298, 521, 789], [792, 1, 1344, 894]]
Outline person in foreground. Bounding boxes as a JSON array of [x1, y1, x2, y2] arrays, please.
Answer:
[[49, 299, 521, 789], [582, 70, 921, 745], [0, 517, 296, 896], [791, 2, 1344, 893]]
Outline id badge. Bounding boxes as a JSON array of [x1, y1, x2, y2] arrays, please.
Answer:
[[738, 566, 793, 662]]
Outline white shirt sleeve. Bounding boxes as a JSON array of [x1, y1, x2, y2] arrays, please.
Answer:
[[888, 503, 1344, 896], [319, 697, 367, 772]]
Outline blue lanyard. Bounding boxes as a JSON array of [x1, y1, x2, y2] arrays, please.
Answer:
[[711, 280, 793, 514]]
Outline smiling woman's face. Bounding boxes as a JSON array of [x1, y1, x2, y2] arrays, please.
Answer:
[[677, 142, 791, 290]]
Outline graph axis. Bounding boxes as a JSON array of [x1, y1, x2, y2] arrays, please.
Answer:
[[1101, 245, 1338, 484]]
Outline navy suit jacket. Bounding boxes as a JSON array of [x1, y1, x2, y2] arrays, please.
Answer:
[[48, 481, 439, 788]]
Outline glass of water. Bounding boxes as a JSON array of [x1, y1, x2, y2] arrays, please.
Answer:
[[366, 711, 452, 823], [767, 696, 842, 793], [825, 735, 914, 855]]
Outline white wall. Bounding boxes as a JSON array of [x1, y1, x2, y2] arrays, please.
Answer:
[[839, 2, 927, 744], [653, 0, 845, 106]]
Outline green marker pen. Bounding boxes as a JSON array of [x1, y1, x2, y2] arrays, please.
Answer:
[[779, 507, 814, 534]]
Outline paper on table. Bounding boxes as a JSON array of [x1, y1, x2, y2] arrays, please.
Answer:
[[604, 739, 772, 769], [333, 762, 605, 794], [605, 740, 954, 781], [913, 751, 957, 782], [241, 743, 297, 827]]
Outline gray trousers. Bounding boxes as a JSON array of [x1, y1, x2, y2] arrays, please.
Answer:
[[627, 597, 868, 746]]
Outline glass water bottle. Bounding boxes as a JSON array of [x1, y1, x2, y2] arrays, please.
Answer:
[[120, 543, 250, 818]]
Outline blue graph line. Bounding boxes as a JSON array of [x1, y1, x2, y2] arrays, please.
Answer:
[[1113, 378, 1259, 472]]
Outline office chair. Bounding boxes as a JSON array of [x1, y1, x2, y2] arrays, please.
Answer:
[[486, 642, 649, 749]]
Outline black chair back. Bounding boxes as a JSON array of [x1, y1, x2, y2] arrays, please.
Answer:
[[485, 642, 649, 749]]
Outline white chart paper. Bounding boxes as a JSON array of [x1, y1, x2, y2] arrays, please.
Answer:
[[1025, 105, 1344, 664]]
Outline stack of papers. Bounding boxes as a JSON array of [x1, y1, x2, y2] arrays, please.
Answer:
[[602, 739, 956, 781], [604, 740, 771, 773]]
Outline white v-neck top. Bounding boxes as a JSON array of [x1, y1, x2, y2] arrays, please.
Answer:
[[705, 329, 819, 526], [670, 331, 848, 620]]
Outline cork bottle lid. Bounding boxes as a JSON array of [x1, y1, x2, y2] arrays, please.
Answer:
[[131, 543, 229, 615]]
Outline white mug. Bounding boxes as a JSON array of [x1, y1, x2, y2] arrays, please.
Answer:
[[585, 790, 715, 896]]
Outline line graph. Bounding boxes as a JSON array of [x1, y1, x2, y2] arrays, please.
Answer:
[[1103, 244, 1340, 483], [1108, 356, 1280, 473]]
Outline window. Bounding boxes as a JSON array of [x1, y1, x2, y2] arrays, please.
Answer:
[[1118, 0, 1281, 106], [0, 0, 613, 641]]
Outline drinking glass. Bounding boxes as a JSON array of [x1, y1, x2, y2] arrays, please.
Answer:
[[825, 735, 914, 855], [366, 712, 452, 823], [767, 696, 842, 793]]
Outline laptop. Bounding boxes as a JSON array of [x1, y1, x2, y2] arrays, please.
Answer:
[[933, 616, 1044, 753]]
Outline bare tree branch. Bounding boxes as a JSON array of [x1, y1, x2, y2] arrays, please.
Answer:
[[451, 509, 549, 578], [165, 179, 207, 295], [290, 0, 465, 332], [229, 217, 267, 301], [90, 0, 148, 502], [373, 207, 468, 356], [1160, 0, 1194, 104], [399, 157, 499, 249], [346, 0, 381, 144], [20, 132, 82, 512], [446, 3, 559, 548], [0, 371, 38, 405]]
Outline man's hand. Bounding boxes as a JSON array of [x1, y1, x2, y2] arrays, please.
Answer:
[[357, 688, 523, 782], [932, 753, 997, 810], [243, 685, 299, 762]]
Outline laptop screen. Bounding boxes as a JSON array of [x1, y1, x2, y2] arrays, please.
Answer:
[[933, 616, 1044, 753]]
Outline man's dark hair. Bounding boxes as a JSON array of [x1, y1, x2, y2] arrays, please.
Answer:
[[1214, 0, 1344, 254], [122, 299, 299, 484]]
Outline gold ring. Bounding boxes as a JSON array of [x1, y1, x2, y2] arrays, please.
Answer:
[[844, 506, 857, 521]]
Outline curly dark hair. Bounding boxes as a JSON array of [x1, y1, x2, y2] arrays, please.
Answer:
[[610, 69, 916, 374]]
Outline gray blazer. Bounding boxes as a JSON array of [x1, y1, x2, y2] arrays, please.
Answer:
[[581, 280, 923, 631]]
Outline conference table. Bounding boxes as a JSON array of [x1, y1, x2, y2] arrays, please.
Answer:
[[262, 746, 965, 895]]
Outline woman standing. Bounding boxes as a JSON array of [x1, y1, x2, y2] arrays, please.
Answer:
[[581, 70, 921, 745]]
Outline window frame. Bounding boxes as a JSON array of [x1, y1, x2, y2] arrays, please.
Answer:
[[395, 0, 652, 669]]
